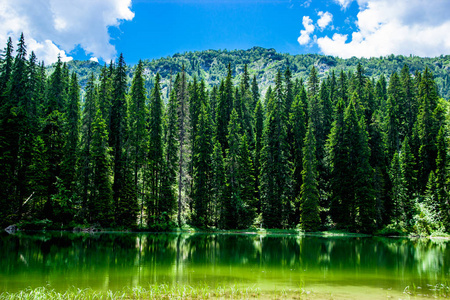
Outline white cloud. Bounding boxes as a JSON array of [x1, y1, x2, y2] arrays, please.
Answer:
[[298, 16, 315, 45], [317, 11, 333, 30], [316, 0, 450, 58], [334, 0, 354, 10], [90, 57, 99, 63], [0, 0, 134, 65]]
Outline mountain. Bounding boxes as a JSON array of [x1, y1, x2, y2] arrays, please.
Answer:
[[59, 47, 450, 100]]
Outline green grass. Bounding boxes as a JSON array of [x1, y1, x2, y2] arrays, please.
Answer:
[[0, 284, 262, 300], [0, 283, 325, 300]]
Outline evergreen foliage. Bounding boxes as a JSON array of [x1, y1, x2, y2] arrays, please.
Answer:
[[0, 35, 449, 234]]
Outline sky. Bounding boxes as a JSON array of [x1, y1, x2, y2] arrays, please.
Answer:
[[1, 0, 450, 65]]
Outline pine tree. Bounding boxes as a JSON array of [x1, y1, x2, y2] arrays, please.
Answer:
[[80, 73, 97, 217], [250, 75, 259, 114], [300, 120, 321, 231], [222, 109, 241, 229], [253, 100, 264, 212], [98, 63, 114, 138], [216, 64, 234, 152], [164, 87, 179, 216], [59, 72, 80, 220], [307, 66, 319, 98], [1, 34, 29, 219], [238, 134, 256, 228], [400, 136, 417, 220], [352, 109, 376, 233], [289, 93, 307, 224], [176, 68, 189, 227], [90, 109, 113, 226], [328, 99, 349, 226], [416, 68, 440, 192], [0, 37, 13, 106], [128, 60, 148, 227], [211, 139, 225, 227], [435, 126, 449, 228], [389, 152, 407, 224], [42, 55, 68, 218], [260, 71, 291, 228], [191, 103, 213, 228], [110, 53, 135, 226], [148, 73, 165, 227], [400, 64, 417, 138], [385, 72, 404, 161]]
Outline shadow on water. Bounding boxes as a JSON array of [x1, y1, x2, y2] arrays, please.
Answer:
[[0, 231, 449, 294]]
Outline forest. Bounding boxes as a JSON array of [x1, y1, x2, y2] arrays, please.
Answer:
[[0, 34, 449, 234]]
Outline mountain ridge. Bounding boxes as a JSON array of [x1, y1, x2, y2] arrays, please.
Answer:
[[58, 47, 450, 99]]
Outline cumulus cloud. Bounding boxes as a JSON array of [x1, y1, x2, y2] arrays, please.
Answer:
[[317, 11, 333, 30], [0, 0, 134, 65], [316, 0, 450, 58], [334, 0, 354, 10], [297, 16, 315, 45]]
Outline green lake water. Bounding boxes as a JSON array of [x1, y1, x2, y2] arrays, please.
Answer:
[[0, 231, 449, 298]]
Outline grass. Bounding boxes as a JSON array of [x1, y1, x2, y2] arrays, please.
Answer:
[[0, 283, 327, 300], [3, 282, 450, 299], [0, 284, 267, 300]]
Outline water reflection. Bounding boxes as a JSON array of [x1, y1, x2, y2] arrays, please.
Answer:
[[0, 232, 448, 293]]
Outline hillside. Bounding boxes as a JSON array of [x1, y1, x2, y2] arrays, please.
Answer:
[[60, 47, 450, 100]]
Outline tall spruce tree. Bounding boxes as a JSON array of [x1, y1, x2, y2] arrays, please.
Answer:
[[260, 71, 291, 228], [110, 53, 136, 227], [59, 72, 80, 220], [176, 68, 189, 227], [42, 55, 68, 218], [148, 73, 165, 226], [191, 103, 213, 228], [300, 120, 320, 231], [90, 108, 113, 225], [81, 73, 97, 217], [128, 60, 148, 226]]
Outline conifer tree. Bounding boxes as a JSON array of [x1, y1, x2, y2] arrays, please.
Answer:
[[253, 100, 264, 212], [90, 108, 113, 225], [416, 68, 440, 191], [0, 37, 13, 99], [289, 94, 307, 224], [250, 75, 259, 113], [148, 73, 164, 226], [81, 73, 97, 215], [98, 63, 113, 135], [110, 53, 135, 226], [128, 60, 148, 226], [59, 72, 80, 220], [400, 136, 417, 220], [1, 34, 29, 218], [400, 64, 417, 138], [211, 139, 225, 227], [42, 55, 68, 218], [238, 134, 256, 228], [176, 68, 189, 226], [435, 126, 449, 228], [385, 72, 404, 161], [260, 72, 291, 228], [389, 152, 407, 224], [216, 64, 234, 151], [300, 120, 320, 231], [191, 103, 213, 227]]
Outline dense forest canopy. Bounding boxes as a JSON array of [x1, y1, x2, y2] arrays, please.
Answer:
[[58, 47, 450, 101], [1, 34, 449, 234]]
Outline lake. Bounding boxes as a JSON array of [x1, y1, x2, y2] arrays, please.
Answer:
[[0, 231, 449, 298]]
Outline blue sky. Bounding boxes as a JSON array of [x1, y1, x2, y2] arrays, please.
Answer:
[[1, 0, 450, 65], [107, 0, 359, 64]]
